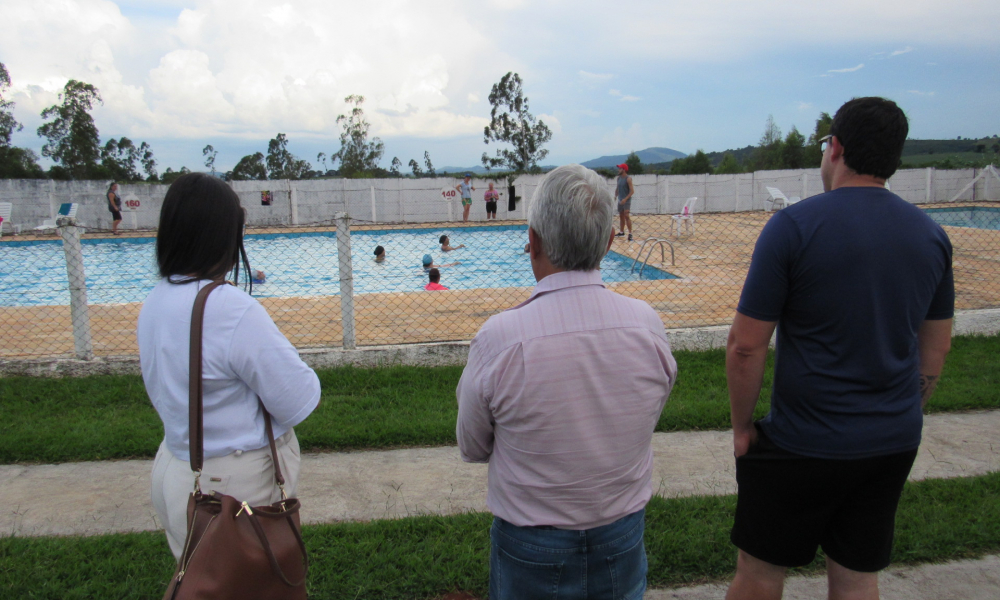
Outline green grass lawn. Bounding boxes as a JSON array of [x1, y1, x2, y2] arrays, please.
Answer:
[[1, 335, 998, 464], [1, 472, 997, 599]]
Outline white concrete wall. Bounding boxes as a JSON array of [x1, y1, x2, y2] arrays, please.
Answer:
[[0, 167, 997, 231]]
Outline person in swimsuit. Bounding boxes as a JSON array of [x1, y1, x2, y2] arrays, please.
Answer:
[[484, 182, 500, 220], [456, 173, 476, 222], [107, 182, 123, 236]]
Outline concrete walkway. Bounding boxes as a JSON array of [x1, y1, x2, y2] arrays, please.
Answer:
[[646, 554, 1000, 600], [2, 409, 998, 599], [2, 410, 997, 537]]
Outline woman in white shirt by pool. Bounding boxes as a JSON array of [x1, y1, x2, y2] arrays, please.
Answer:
[[138, 173, 320, 560]]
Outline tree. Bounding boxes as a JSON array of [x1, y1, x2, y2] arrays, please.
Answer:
[[161, 166, 190, 185], [0, 62, 45, 179], [101, 137, 143, 181], [0, 146, 45, 179], [782, 127, 806, 170], [203, 144, 218, 175], [804, 112, 832, 167], [481, 72, 552, 173], [140, 142, 158, 181], [332, 95, 384, 177], [714, 152, 743, 174], [316, 152, 329, 175], [266, 133, 311, 179], [37, 80, 103, 179], [670, 150, 713, 175], [625, 151, 643, 175], [408, 158, 423, 177], [423, 151, 436, 177], [746, 115, 784, 171], [0, 62, 22, 147], [389, 156, 402, 177], [230, 152, 267, 180]]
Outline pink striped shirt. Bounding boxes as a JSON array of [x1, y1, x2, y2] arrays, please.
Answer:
[[457, 270, 677, 529]]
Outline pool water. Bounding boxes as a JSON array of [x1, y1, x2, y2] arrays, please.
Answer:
[[923, 206, 1000, 230], [0, 225, 675, 307]]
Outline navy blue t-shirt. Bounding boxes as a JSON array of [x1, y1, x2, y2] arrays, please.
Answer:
[[738, 187, 954, 459]]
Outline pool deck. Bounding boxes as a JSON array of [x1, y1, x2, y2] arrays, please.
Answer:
[[3, 202, 999, 359]]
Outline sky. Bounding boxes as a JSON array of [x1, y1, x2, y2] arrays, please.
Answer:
[[1, 0, 999, 173]]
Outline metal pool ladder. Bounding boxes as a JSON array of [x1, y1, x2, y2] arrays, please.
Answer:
[[631, 238, 675, 278]]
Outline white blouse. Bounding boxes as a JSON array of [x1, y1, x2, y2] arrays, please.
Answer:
[[138, 278, 320, 461]]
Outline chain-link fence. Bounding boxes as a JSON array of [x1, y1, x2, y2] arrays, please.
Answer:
[[2, 166, 999, 359]]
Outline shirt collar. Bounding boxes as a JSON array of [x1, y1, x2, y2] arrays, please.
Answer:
[[512, 270, 606, 310]]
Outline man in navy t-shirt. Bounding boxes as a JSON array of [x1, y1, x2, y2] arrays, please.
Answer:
[[725, 97, 954, 600]]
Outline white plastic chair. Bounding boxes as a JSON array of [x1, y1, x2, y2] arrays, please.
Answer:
[[765, 187, 800, 211], [35, 203, 79, 231], [671, 197, 697, 237], [0, 202, 12, 238]]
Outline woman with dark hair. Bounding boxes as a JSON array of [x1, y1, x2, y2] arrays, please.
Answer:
[[107, 182, 123, 235], [138, 173, 320, 560]]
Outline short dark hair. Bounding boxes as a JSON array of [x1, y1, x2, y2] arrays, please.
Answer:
[[156, 172, 250, 288], [439, 234, 448, 244], [830, 97, 908, 180], [374, 245, 384, 256], [428, 268, 441, 283]]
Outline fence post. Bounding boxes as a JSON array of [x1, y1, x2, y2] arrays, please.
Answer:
[[289, 180, 299, 225], [335, 212, 356, 350], [926, 167, 933, 203], [370, 185, 377, 223], [59, 221, 94, 360]]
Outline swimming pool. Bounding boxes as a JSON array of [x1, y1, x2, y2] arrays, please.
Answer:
[[0, 225, 675, 307], [923, 206, 1000, 230]]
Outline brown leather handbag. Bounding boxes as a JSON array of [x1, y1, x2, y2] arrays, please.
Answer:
[[163, 280, 309, 600]]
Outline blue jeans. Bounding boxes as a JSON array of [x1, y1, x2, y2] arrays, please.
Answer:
[[489, 509, 647, 600]]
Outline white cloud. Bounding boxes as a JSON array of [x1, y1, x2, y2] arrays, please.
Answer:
[[0, 0, 510, 142], [797, 102, 814, 111], [579, 70, 615, 82], [890, 46, 915, 57], [620, 95, 640, 102], [538, 113, 562, 134], [828, 64, 865, 73], [609, 89, 622, 97], [600, 123, 644, 153], [907, 90, 936, 96], [580, 109, 601, 118]]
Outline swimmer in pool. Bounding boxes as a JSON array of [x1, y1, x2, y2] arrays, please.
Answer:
[[422, 253, 459, 270], [374, 245, 386, 262], [440, 235, 465, 252]]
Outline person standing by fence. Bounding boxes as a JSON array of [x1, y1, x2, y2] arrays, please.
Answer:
[[457, 173, 475, 222], [724, 97, 954, 600], [457, 164, 677, 600], [615, 163, 634, 241], [139, 173, 321, 560], [107, 182, 123, 235], [484, 181, 500, 220]]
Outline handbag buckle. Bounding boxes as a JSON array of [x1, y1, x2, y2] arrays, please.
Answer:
[[235, 501, 254, 518], [193, 469, 202, 494]]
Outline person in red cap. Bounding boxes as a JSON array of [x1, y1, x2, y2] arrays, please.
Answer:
[[615, 163, 634, 241]]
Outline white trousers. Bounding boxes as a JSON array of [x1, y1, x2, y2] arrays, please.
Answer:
[[150, 429, 301, 560]]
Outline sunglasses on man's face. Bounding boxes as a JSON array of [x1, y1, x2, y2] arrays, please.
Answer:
[[818, 134, 833, 153]]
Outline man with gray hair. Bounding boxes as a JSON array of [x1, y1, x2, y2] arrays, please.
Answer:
[[457, 164, 677, 600]]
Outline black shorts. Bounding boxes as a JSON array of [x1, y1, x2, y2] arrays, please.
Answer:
[[730, 423, 917, 572], [110, 208, 123, 221], [486, 200, 497, 214]]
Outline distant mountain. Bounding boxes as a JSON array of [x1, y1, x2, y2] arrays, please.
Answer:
[[581, 147, 687, 169], [437, 165, 559, 176]]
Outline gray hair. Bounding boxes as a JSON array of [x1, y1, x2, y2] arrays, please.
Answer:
[[527, 164, 614, 271]]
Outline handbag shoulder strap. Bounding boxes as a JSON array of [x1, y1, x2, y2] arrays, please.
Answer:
[[189, 280, 287, 491], [188, 280, 227, 473]]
